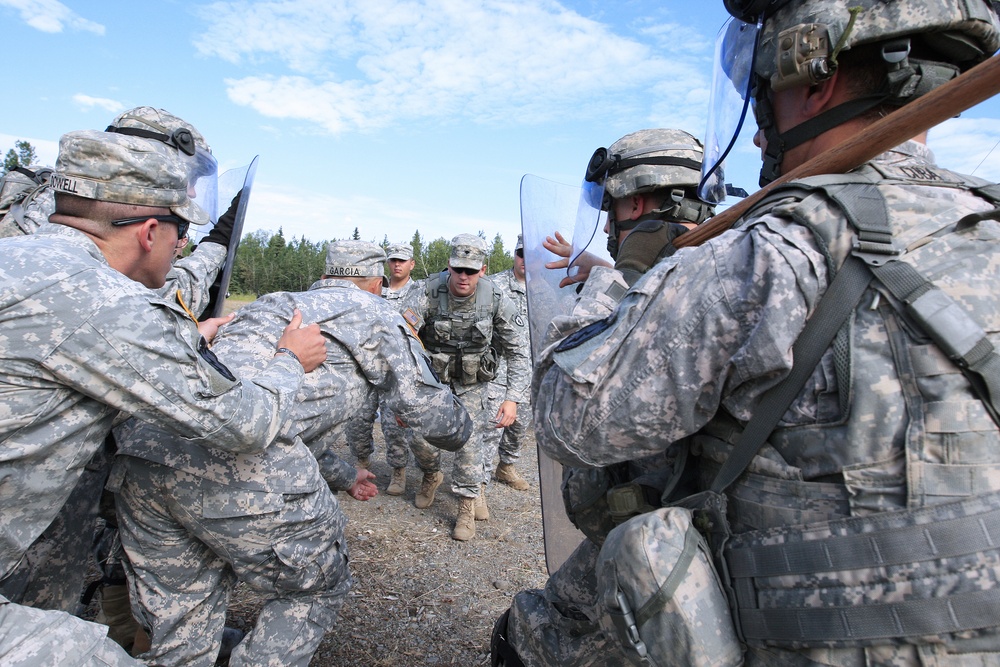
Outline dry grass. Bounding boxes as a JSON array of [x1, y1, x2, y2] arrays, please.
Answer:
[[221, 294, 549, 666], [228, 427, 548, 667]]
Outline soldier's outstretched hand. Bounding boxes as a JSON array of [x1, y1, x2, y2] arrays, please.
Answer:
[[543, 230, 572, 269], [348, 469, 378, 501], [275, 309, 328, 372], [543, 230, 610, 288]]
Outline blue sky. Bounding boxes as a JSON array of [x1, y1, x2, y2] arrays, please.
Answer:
[[2, 0, 998, 253]]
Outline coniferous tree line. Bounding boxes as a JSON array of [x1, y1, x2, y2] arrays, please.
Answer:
[[223, 228, 514, 297], [1, 140, 38, 175], [2, 139, 516, 298]]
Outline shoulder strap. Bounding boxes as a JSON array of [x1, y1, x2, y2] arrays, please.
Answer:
[[475, 277, 497, 320], [424, 271, 449, 319], [711, 179, 1000, 493]]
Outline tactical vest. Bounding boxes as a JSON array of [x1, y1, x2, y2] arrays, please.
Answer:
[[692, 163, 1000, 651], [421, 271, 502, 386]]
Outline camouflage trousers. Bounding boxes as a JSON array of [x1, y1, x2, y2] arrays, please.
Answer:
[[482, 382, 529, 467], [112, 456, 351, 667], [0, 441, 112, 613], [508, 539, 636, 667], [347, 391, 413, 469], [411, 382, 501, 498], [0, 595, 140, 666]]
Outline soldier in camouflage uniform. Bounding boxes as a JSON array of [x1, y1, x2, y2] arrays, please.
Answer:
[[111, 240, 471, 667], [0, 129, 327, 665], [350, 242, 424, 496], [482, 234, 531, 491], [544, 128, 715, 288], [0, 108, 238, 626], [0, 164, 53, 238], [402, 233, 530, 541], [494, 1, 1000, 665], [494, 130, 717, 666]]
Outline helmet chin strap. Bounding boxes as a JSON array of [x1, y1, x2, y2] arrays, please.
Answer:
[[755, 38, 958, 186], [606, 196, 711, 259], [756, 82, 889, 186]]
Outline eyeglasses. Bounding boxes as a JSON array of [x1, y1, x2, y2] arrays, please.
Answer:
[[111, 215, 190, 247], [451, 266, 480, 276], [515, 249, 524, 258]]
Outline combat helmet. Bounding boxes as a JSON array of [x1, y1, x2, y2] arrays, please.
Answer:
[[722, 0, 1000, 184], [584, 129, 715, 256], [106, 106, 212, 157], [728, 0, 999, 91], [105, 106, 219, 223]]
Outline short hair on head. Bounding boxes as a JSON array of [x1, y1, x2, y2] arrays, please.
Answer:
[[324, 273, 383, 290], [54, 192, 171, 227]]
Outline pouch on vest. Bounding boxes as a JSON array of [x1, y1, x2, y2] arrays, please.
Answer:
[[432, 318, 453, 341], [477, 346, 499, 383], [429, 352, 453, 384], [596, 506, 743, 667], [460, 352, 480, 385]]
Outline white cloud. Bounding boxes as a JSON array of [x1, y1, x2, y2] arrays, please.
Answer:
[[928, 116, 1000, 182], [0, 0, 104, 34], [71, 94, 124, 115], [197, 0, 709, 134]]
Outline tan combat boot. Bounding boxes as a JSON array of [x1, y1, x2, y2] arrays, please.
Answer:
[[414, 470, 444, 509], [356, 457, 370, 471], [386, 467, 406, 496], [495, 462, 529, 491], [453, 497, 477, 541], [474, 483, 490, 521]]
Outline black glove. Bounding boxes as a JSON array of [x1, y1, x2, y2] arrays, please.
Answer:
[[202, 189, 243, 248]]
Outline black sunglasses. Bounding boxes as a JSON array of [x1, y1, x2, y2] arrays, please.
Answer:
[[515, 249, 524, 258], [451, 266, 480, 276], [111, 214, 190, 242]]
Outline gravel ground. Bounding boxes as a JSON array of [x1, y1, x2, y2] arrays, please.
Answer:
[[227, 425, 549, 667]]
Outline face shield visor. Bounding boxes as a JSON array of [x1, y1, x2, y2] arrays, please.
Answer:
[[698, 17, 761, 204], [189, 147, 219, 226], [567, 156, 612, 280]]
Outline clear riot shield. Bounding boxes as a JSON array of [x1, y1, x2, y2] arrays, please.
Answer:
[[195, 155, 260, 320], [567, 179, 613, 283], [520, 174, 589, 574]]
